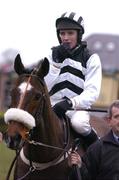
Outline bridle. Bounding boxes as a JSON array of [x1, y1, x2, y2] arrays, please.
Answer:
[[6, 72, 72, 180]]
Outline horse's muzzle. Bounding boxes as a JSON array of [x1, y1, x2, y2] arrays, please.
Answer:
[[4, 132, 22, 150]]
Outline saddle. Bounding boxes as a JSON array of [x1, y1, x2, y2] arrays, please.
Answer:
[[53, 109, 86, 151]]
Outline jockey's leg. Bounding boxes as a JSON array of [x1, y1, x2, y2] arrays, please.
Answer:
[[66, 110, 98, 148], [82, 128, 98, 147]]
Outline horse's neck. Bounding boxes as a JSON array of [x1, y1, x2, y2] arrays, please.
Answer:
[[42, 108, 63, 146], [24, 110, 65, 162]]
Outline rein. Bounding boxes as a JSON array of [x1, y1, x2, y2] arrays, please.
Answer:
[[6, 118, 71, 180], [20, 116, 71, 170], [6, 140, 25, 180], [28, 139, 67, 151]]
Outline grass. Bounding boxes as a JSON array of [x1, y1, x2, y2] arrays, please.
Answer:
[[0, 142, 15, 180]]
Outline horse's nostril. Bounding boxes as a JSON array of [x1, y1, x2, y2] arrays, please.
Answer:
[[4, 132, 22, 150]]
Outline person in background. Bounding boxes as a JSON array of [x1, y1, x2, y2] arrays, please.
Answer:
[[0, 132, 3, 143], [68, 100, 119, 180], [45, 11, 102, 147]]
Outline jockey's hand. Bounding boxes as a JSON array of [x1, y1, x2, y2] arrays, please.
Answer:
[[52, 43, 72, 63], [53, 98, 72, 117], [68, 151, 82, 168]]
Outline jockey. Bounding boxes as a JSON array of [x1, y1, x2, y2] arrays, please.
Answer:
[[45, 12, 102, 147]]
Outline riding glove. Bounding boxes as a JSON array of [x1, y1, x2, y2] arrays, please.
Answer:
[[52, 43, 72, 63], [53, 98, 72, 117]]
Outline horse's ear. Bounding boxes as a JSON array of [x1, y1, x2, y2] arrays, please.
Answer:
[[14, 54, 26, 75], [37, 57, 49, 78]]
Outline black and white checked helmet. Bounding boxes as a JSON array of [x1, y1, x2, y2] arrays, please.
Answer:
[[56, 12, 84, 34]]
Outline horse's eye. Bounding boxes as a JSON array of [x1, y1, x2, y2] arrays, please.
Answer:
[[34, 94, 41, 100]]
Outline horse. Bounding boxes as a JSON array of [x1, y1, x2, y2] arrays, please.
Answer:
[[4, 54, 110, 180]]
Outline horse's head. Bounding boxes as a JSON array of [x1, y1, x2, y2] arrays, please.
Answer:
[[4, 54, 50, 149]]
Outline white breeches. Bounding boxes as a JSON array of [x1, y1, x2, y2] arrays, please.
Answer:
[[66, 110, 91, 135]]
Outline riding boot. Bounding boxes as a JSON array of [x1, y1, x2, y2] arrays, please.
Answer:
[[82, 129, 98, 150]]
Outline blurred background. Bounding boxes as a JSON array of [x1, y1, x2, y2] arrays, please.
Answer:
[[1, 0, 119, 112], [0, 0, 119, 178]]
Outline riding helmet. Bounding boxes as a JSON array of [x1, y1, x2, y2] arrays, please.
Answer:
[[56, 12, 84, 43]]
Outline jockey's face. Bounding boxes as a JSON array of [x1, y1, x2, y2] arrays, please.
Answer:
[[108, 107, 119, 136], [59, 29, 78, 49]]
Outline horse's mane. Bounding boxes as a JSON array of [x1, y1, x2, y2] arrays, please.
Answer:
[[40, 79, 63, 146]]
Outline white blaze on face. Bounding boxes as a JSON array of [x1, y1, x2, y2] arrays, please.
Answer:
[[19, 82, 32, 94]]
